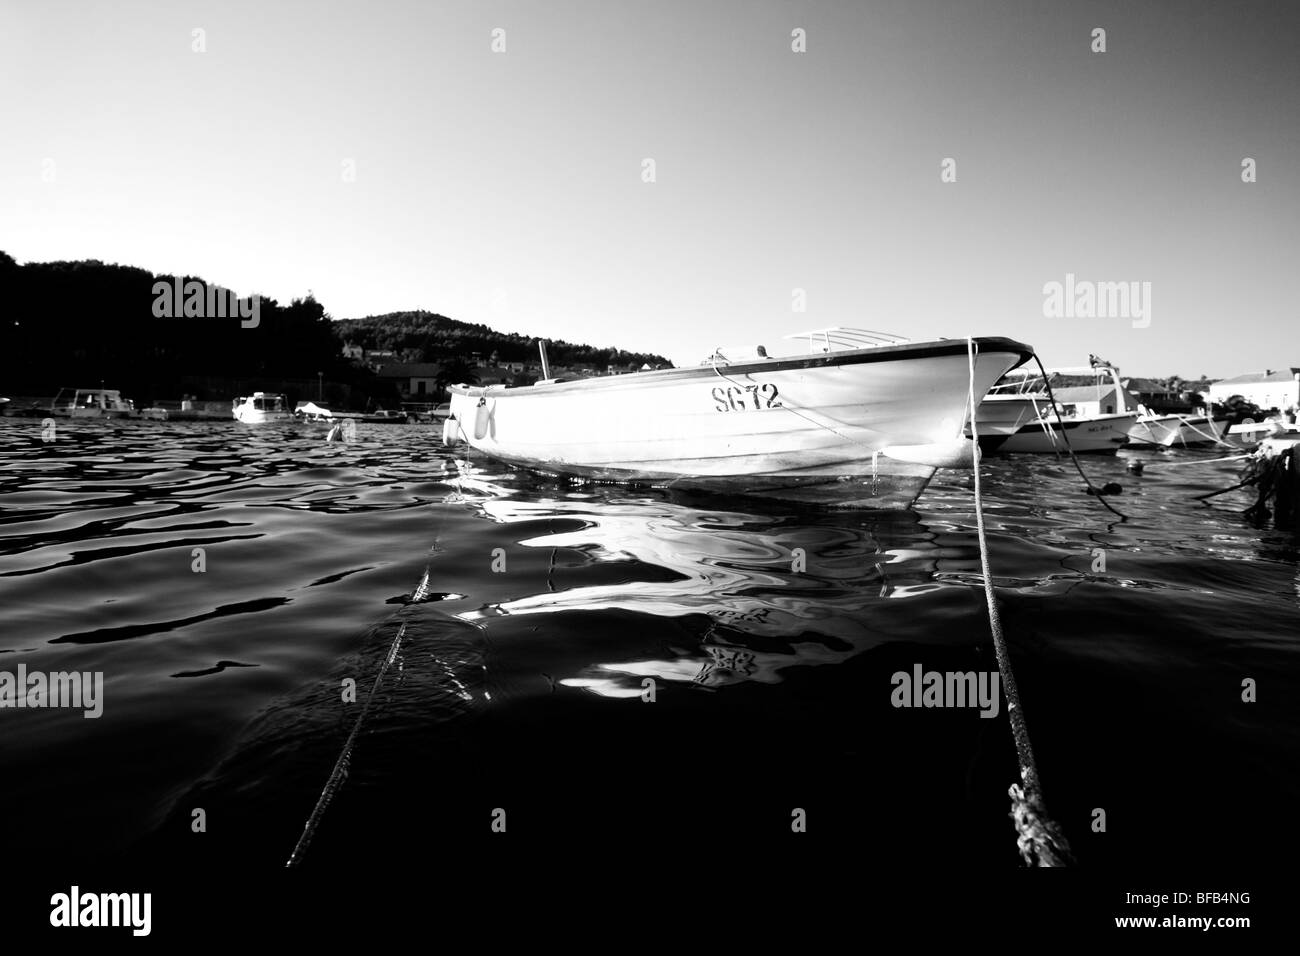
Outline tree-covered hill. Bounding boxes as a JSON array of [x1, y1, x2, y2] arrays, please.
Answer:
[[0, 254, 670, 403], [0, 251, 343, 399], [334, 311, 671, 370]]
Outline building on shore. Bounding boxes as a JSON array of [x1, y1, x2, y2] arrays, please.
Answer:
[[375, 362, 443, 399], [1208, 369, 1300, 412]]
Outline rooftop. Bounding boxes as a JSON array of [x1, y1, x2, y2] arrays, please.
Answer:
[[1213, 369, 1300, 386]]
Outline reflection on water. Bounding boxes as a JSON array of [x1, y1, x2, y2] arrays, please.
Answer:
[[1, 420, 1298, 868], [449, 470, 976, 693]]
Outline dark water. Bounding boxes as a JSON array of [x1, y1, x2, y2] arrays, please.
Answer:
[[1, 418, 1296, 872]]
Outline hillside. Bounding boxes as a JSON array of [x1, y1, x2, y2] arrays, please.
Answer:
[[334, 311, 671, 371], [0, 251, 350, 401], [0, 253, 669, 406]]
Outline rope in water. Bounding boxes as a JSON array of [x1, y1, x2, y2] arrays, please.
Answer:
[[1031, 355, 1128, 521], [1136, 453, 1251, 468], [285, 620, 409, 867], [967, 338, 1075, 867], [286, 534, 442, 866]]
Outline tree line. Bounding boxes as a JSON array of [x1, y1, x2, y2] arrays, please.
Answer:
[[0, 255, 669, 404]]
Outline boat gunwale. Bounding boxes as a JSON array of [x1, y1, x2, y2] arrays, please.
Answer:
[[448, 336, 1034, 398]]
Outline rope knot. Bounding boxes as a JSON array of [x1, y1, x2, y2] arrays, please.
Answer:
[[1009, 782, 1075, 867]]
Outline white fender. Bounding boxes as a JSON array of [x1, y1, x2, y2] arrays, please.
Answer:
[[472, 399, 491, 440], [442, 416, 460, 446]]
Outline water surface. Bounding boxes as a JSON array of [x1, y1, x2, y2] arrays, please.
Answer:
[[1, 419, 1295, 868]]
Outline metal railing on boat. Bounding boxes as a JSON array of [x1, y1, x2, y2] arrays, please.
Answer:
[[783, 327, 911, 353]]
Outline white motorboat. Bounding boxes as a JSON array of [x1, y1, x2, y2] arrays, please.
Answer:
[[998, 412, 1138, 454], [445, 329, 1034, 509], [984, 366, 1138, 454], [1044, 363, 1227, 448], [969, 393, 1044, 453], [51, 387, 137, 419], [232, 392, 293, 423], [1127, 412, 1228, 448]]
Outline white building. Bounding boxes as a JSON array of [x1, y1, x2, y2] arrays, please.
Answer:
[[1050, 384, 1128, 417], [1208, 369, 1300, 411]]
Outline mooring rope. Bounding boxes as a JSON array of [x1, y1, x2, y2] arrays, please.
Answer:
[[286, 515, 447, 866], [285, 619, 409, 867], [967, 338, 1075, 867], [1172, 414, 1234, 448], [1031, 355, 1128, 521], [1137, 453, 1251, 468]]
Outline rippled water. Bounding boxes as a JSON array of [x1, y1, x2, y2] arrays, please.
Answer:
[[1, 418, 1296, 869]]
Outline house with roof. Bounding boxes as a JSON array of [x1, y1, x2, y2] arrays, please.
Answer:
[[1050, 383, 1131, 417], [1207, 369, 1300, 411], [375, 362, 443, 399]]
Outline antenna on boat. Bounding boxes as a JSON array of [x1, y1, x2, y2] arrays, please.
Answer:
[[537, 339, 551, 380]]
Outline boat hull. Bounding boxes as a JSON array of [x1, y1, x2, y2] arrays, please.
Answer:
[[448, 337, 1032, 507], [970, 394, 1044, 453], [998, 412, 1138, 454], [65, 408, 134, 419], [233, 409, 295, 423], [1126, 415, 1228, 448]]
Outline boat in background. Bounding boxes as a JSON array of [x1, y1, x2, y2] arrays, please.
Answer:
[[356, 409, 412, 424], [445, 328, 1034, 509], [1128, 410, 1228, 447], [233, 392, 293, 423], [294, 400, 336, 422], [50, 387, 137, 419], [1045, 363, 1228, 448], [968, 393, 1043, 453], [984, 366, 1137, 454]]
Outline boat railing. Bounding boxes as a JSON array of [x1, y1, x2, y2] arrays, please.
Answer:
[[783, 327, 911, 353]]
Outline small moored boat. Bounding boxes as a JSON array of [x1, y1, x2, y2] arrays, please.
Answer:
[[51, 387, 137, 419], [233, 392, 293, 423], [983, 365, 1138, 454], [445, 329, 1034, 508]]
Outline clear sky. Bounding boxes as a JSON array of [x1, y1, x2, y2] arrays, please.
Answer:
[[2, 0, 1296, 375]]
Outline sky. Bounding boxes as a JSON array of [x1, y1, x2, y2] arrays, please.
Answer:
[[2, 0, 1297, 375]]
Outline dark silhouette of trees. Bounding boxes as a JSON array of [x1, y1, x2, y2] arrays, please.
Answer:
[[0, 253, 349, 401]]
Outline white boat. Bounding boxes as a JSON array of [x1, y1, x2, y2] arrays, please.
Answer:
[[1042, 363, 1227, 448], [51, 387, 137, 419], [445, 329, 1034, 509], [998, 412, 1138, 454], [1227, 418, 1300, 448], [969, 393, 1044, 453], [232, 392, 293, 423], [294, 400, 336, 421], [1127, 412, 1228, 448], [982, 366, 1140, 454]]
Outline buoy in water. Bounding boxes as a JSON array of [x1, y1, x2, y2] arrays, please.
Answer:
[[1086, 482, 1123, 496], [1127, 460, 1145, 475], [442, 416, 460, 446]]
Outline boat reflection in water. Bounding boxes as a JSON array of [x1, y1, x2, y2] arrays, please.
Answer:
[[447, 463, 984, 696]]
